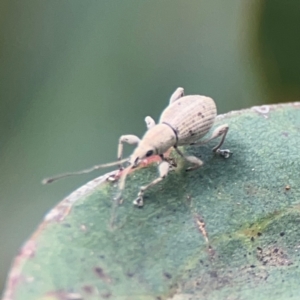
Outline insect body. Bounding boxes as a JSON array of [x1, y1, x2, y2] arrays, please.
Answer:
[[43, 87, 231, 206]]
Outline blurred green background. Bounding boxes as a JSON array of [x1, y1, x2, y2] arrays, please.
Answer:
[[1, 0, 300, 294]]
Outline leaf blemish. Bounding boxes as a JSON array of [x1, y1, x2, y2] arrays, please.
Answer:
[[82, 285, 94, 294], [94, 267, 112, 283]]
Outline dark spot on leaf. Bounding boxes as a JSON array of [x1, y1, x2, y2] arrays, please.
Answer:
[[280, 232, 285, 236], [126, 272, 134, 277], [82, 285, 93, 294], [197, 112, 202, 116], [257, 232, 262, 236], [94, 267, 111, 283], [257, 246, 292, 267], [95, 267, 104, 277], [257, 247, 262, 252], [250, 265, 256, 268], [164, 272, 172, 279], [251, 237, 255, 242]]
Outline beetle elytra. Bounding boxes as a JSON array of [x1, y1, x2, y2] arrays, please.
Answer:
[[43, 87, 231, 206]]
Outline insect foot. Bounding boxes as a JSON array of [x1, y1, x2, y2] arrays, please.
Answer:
[[133, 189, 146, 207], [133, 197, 144, 207], [215, 149, 232, 159], [107, 173, 119, 182]]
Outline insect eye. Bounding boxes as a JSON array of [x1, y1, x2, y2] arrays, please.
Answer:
[[146, 150, 154, 157]]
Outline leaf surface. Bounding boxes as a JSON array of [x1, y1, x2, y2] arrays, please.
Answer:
[[3, 103, 300, 300]]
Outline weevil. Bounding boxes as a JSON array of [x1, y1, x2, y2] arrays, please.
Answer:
[[43, 87, 231, 206]]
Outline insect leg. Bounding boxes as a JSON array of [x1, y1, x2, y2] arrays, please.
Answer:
[[169, 87, 184, 104], [174, 146, 203, 171], [191, 124, 231, 158], [118, 135, 140, 170], [133, 160, 170, 207], [145, 116, 156, 129]]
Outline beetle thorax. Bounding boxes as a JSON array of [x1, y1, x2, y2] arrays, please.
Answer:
[[130, 124, 176, 166]]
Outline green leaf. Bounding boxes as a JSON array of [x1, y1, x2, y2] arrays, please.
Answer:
[[3, 103, 300, 300]]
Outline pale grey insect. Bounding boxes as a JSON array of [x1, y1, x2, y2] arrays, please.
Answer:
[[43, 87, 231, 206]]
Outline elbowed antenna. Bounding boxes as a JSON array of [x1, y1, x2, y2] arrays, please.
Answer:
[[42, 157, 129, 184]]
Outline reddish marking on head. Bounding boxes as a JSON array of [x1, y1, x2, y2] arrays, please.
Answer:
[[113, 148, 172, 180]]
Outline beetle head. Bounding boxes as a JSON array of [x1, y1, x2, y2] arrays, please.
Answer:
[[129, 124, 176, 168]]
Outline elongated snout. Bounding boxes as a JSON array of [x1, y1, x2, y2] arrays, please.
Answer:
[[127, 154, 140, 169]]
